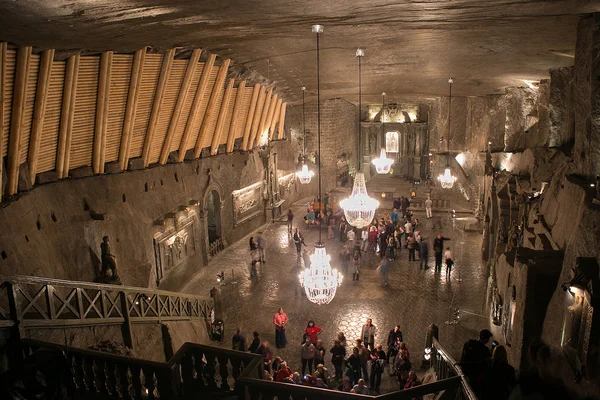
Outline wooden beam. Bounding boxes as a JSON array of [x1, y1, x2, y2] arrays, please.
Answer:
[[194, 58, 231, 158], [6, 46, 32, 196], [265, 95, 280, 141], [226, 80, 245, 153], [241, 83, 260, 150], [247, 86, 266, 150], [28, 49, 55, 185], [177, 53, 216, 162], [119, 48, 146, 171], [277, 102, 287, 139], [93, 51, 112, 174], [142, 48, 175, 167], [268, 97, 283, 140], [160, 48, 201, 165], [0, 42, 8, 201], [210, 78, 234, 155], [56, 54, 79, 179], [253, 88, 273, 147]]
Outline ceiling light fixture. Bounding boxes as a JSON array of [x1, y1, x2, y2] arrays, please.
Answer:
[[299, 25, 342, 305], [372, 92, 394, 174], [438, 78, 457, 189], [340, 47, 379, 229], [296, 86, 314, 184]]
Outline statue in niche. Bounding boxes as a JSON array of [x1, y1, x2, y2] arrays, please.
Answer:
[[369, 133, 377, 155], [491, 285, 503, 326], [506, 220, 519, 252], [497, 217, 507, 244], [100, 236, 121, 284]]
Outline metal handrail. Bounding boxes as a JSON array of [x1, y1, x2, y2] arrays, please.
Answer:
[[432, 337, 478, 400]]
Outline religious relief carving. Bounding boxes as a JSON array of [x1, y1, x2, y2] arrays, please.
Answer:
[[491, 285, 503, 326], [385, 131, 399, 153], [506, 220, 519, 252], [233, 182, 263, 226], [497, 217, 507, 244], [99, 236, 121, 284], [502, 285, 516, 346], [278, 173, 295, 197], [154, 218, 197, 282]]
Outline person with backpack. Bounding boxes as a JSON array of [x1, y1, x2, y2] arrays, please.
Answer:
[[369, 344, 387, 392], [394, 349, 412, 388]]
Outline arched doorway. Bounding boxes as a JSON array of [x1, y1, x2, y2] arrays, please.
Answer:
[[206, 190, 221, 245]]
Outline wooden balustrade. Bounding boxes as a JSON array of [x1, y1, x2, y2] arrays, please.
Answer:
[[0, 275, 213, 338]]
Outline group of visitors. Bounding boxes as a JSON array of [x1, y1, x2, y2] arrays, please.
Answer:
[[232, 316, 420, 394]]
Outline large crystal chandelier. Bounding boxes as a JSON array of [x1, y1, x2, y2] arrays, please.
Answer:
[[340, 47, 379, 229], [299, 24, 342, 305], [296, 86, 314, 184], [438, 78, 457, 189], [372, 92, 394, 174], [299, 245, 343, 304], [373, 148, 394, 174]]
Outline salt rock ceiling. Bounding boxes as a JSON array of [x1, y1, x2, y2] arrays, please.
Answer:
[[0, 0, 598, 103]]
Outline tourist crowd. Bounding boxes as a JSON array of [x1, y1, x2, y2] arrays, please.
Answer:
[[232, 315, 420, 394]]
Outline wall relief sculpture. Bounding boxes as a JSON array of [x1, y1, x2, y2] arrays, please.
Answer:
[[278, 173, 296, 197], [233, 181, 263, 226], [154, 217, 196, 282]]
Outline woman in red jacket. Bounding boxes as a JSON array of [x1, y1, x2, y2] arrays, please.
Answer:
[[368, 226, 378, 254], [305, 320, 322, 344]]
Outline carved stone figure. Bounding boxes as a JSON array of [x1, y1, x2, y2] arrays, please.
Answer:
[[491, 285, 503, 326], [497, 217, 507, 244], [101, 236, 120, 283], [506, 220, 519, 252]]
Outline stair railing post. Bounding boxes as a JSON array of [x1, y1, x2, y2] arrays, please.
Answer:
[[120, 291, 135, 350]]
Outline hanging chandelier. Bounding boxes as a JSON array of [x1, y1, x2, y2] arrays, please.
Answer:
[[372, 92, 394, 174], [296, 86, 314, 184], [340, 47, 379, 229], [299, 24, 342, 305], [438, 78, 457, 189]]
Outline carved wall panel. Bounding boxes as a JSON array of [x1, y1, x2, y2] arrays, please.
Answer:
[[233, 181, 263, 226], [154, 217, 197, 282]]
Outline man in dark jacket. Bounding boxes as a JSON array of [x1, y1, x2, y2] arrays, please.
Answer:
[[433, 234, 450, 272], [393, 197, 401, 211], [293, 228, 306, 255], [460, 329, 493, 396], [401, 196, 410, 218], [419, 238, 429, 269], [387, 325, 403, 364]]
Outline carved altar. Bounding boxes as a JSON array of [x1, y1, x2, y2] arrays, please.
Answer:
[[233, 181, 263, 227]]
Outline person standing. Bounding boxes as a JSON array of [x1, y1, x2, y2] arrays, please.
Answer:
[[425, 196, 433, 219], [361, 319, 377, 352], [368, 226, 378, 253], [287, 209, 294, 234], [257, 232, 266, 264], [249, 237, 259, 277], [394, 349, 412, 388], [273, 308, 288, 349], [393, 196, 401, 211], [339, 216, 348, 242], [361, 228, 369, 252], [356, 339, 370, 382], [330, 339, 346, 381], [404, 220, 413, 244], [444, 247, 454, 278], [305, 320, 323, 344], [351, 249, 361, 281], [378, 255, 391, 286], [419, 238, 429, 269], [369, 344, 387, 392], [460, 329, 493, 396], [402, 196, 410, 218], [400, 196, 407, 218], [434, 234, 451, 272], [300, 337, 316, 376], [391, 208, 399, 225], [232, 327, 247, 352], [249, 331, 260, 353], [345, 347, 362, 386], [347, 227, 356, 245], [339, 246, 351, 277], [378, 228, 388, 260], [407, 233, 417, 261], [482, 345, 516, 400], [387, 326, 403, 364], [293, 228, 306, 256], [327, 210, 335, 239], [314, 339, 326, 367], [258, 342, 272, 373]]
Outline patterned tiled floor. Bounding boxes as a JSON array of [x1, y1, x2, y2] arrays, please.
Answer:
[[179, 200, 489, 393]]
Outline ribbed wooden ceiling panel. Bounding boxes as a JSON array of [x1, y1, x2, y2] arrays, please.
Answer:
[[170, 61, 203, 153], [69, 57, 99, 170], [185, 66, 218, 151], [199, 66, 225, 150], [19, 54, 40, 163], [220, 87, 237, 145], [37, 61, 65, 173], [105, 54, 133, 163], [129, 53, 162, 159], [235, 87, 252, 139], [1, 49, 16, 157], [149, 59, 186, 164]]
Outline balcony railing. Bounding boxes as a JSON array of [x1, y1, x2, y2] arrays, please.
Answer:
[[0, 275, 213, 341]]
